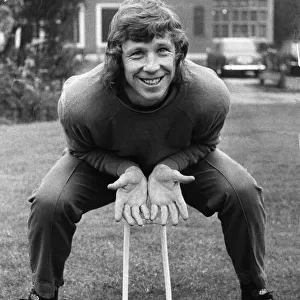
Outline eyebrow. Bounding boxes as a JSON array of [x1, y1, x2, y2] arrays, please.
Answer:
[[124, 41, 173, 54]]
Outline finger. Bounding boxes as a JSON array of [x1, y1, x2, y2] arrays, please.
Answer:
[[161, 205, 169, 226], [114, 199, 124, 222], [150, 204, 159, 221], [132, 206, 143, 226], [176, 197, 189, 220], [168, 202, 179, 226], [172, 172, 195, 184], [140, 204, 150, 220], [123, 204, 135, 226], [107, 176, 128, 190]]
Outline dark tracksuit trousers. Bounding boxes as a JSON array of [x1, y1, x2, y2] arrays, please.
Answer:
[[28, 149, 267, 299]]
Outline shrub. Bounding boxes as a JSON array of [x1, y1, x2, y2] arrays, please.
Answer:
[[0, 59, 60, 123]]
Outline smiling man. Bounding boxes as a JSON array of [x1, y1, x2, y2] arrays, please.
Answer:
[[22, 0, 274, 300], [122, 35, 176, 107]]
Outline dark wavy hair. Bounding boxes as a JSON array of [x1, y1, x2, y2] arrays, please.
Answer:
[[102, 0, 189, 89]]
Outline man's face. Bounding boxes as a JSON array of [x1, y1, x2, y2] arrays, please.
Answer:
[[121, 35, 176, 107]]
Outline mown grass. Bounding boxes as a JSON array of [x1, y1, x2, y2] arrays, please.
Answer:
[[0, 102, 300, 299]]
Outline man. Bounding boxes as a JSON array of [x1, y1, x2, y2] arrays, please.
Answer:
[[22, 0, 274, 299]]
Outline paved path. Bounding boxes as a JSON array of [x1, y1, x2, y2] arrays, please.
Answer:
[[223, 78, 300, 104]]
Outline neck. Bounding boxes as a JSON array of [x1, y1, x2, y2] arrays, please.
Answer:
[[123, 81, 170, 108]]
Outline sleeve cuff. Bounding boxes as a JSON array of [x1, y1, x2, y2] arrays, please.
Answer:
[[116, 161, 139, 176], [158, 158, 179, 171]]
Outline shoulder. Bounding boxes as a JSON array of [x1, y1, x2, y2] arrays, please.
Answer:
[[59, 63, 118, 122], [63, 63, 106, 104], [184, 59, 230, 99], [182, 59, 230, 113]]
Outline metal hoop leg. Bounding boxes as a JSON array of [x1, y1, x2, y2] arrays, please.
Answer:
[[122, 221, 172, 300], [161, 225, 172, 300], [122, 222, 130, 300]]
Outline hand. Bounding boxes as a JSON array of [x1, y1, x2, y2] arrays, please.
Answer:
[[148, 164, 195, 226], [107, 166, 150, 226]]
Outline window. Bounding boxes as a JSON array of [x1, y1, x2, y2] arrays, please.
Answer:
[[259, 24, 267, 37], [240, 25, 248, 36], [72, 4, 85, 47], [232, 10, 239, 21], [213, 24, 228, 38], [194, 6, 205, 36], [249, 0, 259, 6], [221, 24, 229, 37], [213, 0, 223, 7], [259, 10, 267, 21], [250, 10, 257, 21], [214, 0, 228, 6], [213, 24, 220, 38], [214, 10, 221, 21], [240, 0, 249, 6], [222, 9, 229, 21], [242, 11, 248, 21], [96, 3, 120, 48], [259, 0, 267, 7], [233, 24, 240, 37], [232, 25, 248, 37], [250, 24, 256, 37]]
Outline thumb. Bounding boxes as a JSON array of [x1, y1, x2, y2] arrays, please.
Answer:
[[107, 176, 128, 190], [173, 172, 195, 184]]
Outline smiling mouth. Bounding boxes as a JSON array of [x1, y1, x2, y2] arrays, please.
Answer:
[[139, 76, 164, 86]]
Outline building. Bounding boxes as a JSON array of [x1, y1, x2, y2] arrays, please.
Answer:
[[70, 0, 274, 60], [71, 0, 213, 61], [212, 0, 274, 43]]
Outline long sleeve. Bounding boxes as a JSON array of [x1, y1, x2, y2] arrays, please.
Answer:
[[58, 93, 138, 177], [159, 100, 229, 172]]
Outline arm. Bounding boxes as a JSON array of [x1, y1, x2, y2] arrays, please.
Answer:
[[159, 110, 228, 171], [58, 92, 138, 177], [147, 115, 227, 225], [58, 92, 150, 224]]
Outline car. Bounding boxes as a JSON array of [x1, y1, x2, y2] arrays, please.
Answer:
[[280, 40, 300, 76], [206, 38, 265, 77]]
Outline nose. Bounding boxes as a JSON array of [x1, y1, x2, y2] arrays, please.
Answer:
[[143, 53, 160, 73]]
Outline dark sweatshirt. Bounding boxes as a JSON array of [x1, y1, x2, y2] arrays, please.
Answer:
[[58, 59, 230, 177]]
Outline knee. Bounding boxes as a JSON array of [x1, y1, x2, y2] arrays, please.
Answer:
[[220, 170, 265, 215], [30, 188, 61, 221], [30, 185, 77, 223]]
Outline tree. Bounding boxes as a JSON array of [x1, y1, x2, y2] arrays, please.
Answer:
[[16, 0, 85, 81], [0, 5, 15, 56], [19, 0, 85, 40], [274, 0, 300, 46]]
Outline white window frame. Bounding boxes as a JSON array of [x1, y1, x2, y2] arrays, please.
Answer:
[[96, 3, 120, 49], [76, 3, 86, 48]]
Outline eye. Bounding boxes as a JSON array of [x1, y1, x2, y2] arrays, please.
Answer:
[[157, 47, 170, 54], [130, 51, 143, 58]]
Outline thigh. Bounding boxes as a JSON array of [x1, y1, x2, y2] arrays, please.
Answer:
[[30, 150, 117, 214], [181, 149, 261, 216]]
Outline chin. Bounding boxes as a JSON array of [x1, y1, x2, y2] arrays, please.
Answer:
[[142, 95, 166, 106]]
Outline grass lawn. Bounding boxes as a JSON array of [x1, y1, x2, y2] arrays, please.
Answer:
[[0, 103, 299, 299]]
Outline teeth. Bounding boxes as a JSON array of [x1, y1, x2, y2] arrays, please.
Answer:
[[141, 77, 162, 86]]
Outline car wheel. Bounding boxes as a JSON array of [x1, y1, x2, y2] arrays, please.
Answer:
[[259, 78, 265, 85]]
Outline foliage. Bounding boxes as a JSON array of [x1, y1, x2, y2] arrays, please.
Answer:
[[274, 0, 300, 46], [0, 0, 88, 124], [0, 59, 60, 124], [19, 0, 85, 54]]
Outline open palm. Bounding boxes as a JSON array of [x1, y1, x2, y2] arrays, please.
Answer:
[[108, 166, 149, 226], [148, 164, 195, 225]]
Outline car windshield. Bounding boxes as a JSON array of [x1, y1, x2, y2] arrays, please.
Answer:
[[221, 40, 257, 54]]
